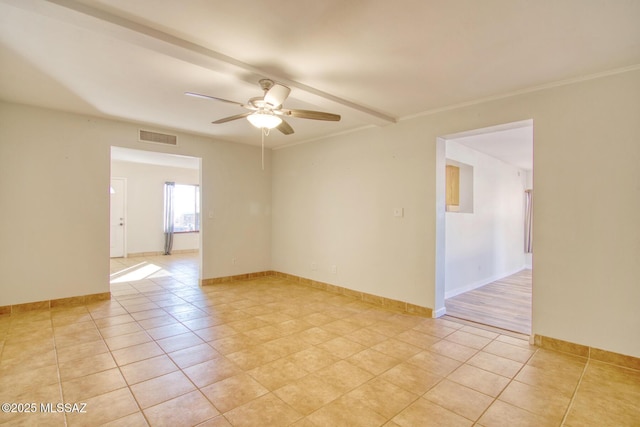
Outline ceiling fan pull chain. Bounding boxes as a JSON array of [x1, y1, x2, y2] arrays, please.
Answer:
[[261, 128, 265, 171], [261, 127, 272, 170]]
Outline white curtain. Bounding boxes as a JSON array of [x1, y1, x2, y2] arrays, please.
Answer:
[[524, 189, 533, 253], [163, 182, 175, 255]]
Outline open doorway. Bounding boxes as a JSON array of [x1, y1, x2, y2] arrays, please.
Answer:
[[110, 177, 127, 257], [109, 146, 202, 290], [435, 120, 533, 334]]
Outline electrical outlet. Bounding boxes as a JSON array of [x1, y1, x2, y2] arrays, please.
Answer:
[[393, 207, 404, 217], [331, 265, 337, 274], [232, 258, 237, 265], [311, 262, 318, 271]]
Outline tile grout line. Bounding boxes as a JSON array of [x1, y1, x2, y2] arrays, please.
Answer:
[[110, 273, 230, 426], [159, 303, 235, 426], [0, 318, 8, 381], [194, 284, 389, 425], [92, 277, 180, 423], [559, 354, 589, 426], [50, 314, 69, 427], [91, 304, 151, 427], [453, 334, 497, 425], [394, 328, 495, 424], [8, 268, 259, 425], [322, 317, 450, 423], [427, 327, 491, 424], [249, 308, 425, 423], [110, 272, 257, 426], [295, 319, 431, 425], [471, 344, 540, 425], [378, 321, 520, 424]]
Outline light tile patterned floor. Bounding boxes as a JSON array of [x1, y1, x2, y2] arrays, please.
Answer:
[[1, 254, 639, 426]]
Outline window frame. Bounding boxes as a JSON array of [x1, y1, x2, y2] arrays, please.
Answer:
[[168, 183, 200, 234]]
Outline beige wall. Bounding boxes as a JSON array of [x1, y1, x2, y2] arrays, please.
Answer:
[[273, 69, 640, 358], [1, 68, 639, 358], [0, 102, 272, 306]]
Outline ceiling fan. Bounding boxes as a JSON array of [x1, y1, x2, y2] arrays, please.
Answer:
[[185, 79, 341, 135]]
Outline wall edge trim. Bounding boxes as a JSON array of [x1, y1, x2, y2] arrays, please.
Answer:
[[534, 334, 640, 371], [1, 292, 112, 315]]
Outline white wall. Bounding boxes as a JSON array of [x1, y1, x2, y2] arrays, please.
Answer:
[[444, 141, 527, 298], [111, 160, 199, 254], [0, 102, 272, 305], [273, 68, 640, 358]]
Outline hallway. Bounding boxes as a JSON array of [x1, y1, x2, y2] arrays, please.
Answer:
[[445, 270, 532, 334]]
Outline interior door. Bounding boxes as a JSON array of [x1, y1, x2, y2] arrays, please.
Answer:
[[110, 177, 126, 258]]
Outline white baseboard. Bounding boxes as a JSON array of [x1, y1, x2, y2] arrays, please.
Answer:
[[445, 266, 528, 299], [445, 279, 493, 299], [433, 307, 447, 318]]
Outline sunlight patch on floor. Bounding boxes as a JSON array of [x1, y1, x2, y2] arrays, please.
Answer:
[[109, 262, 171, 284]]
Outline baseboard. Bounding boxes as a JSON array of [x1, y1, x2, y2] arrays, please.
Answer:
[[202, 270, 433, 318], [445, 275, 501, 299], [0, 292, 111, 315], [433, 307, 447, 318], [200, 271, 273, 285], [534, 334, 640, 371], [445, 266, 530, 299], [275, 271, 433, 318], [126, 249, 199, 258]]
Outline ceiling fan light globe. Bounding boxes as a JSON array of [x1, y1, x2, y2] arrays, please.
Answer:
[[247, 112, 282, 129]]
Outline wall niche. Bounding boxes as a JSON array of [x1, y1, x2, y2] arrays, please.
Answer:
[[445, 159, 473, 213]]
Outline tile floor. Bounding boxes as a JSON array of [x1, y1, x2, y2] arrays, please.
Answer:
[[1, 253, 639, 426]]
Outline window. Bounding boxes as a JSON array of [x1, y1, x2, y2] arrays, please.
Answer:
[[168, 184, 200, 232]]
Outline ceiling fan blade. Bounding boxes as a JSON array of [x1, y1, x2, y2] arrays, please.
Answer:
[[212, 112, 251, 124], [185, 91, 246, 107], [277, 119, 294, 135], [282, 109, 341, 121], [264, 83, 291, 107]]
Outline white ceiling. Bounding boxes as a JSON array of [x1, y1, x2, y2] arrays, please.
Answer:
[[446, 120, 533, 171], [1, 0, 639, 149]]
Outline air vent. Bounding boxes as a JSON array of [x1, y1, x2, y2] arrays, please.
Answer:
[[139, 129, 177, 146]]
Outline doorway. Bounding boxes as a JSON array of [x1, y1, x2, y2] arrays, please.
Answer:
[[435, 120, 533, 334], [109, 146, 202, 258], [110, 177, 126, 257]]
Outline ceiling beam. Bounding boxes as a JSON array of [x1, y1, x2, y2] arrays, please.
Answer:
[[12, 0, 397, 126]]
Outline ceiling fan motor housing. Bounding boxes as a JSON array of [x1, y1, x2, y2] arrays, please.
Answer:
[[259, 79, 275, 92]]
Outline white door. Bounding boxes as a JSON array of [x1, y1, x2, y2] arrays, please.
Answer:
[[110, 178, 126, 258]]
